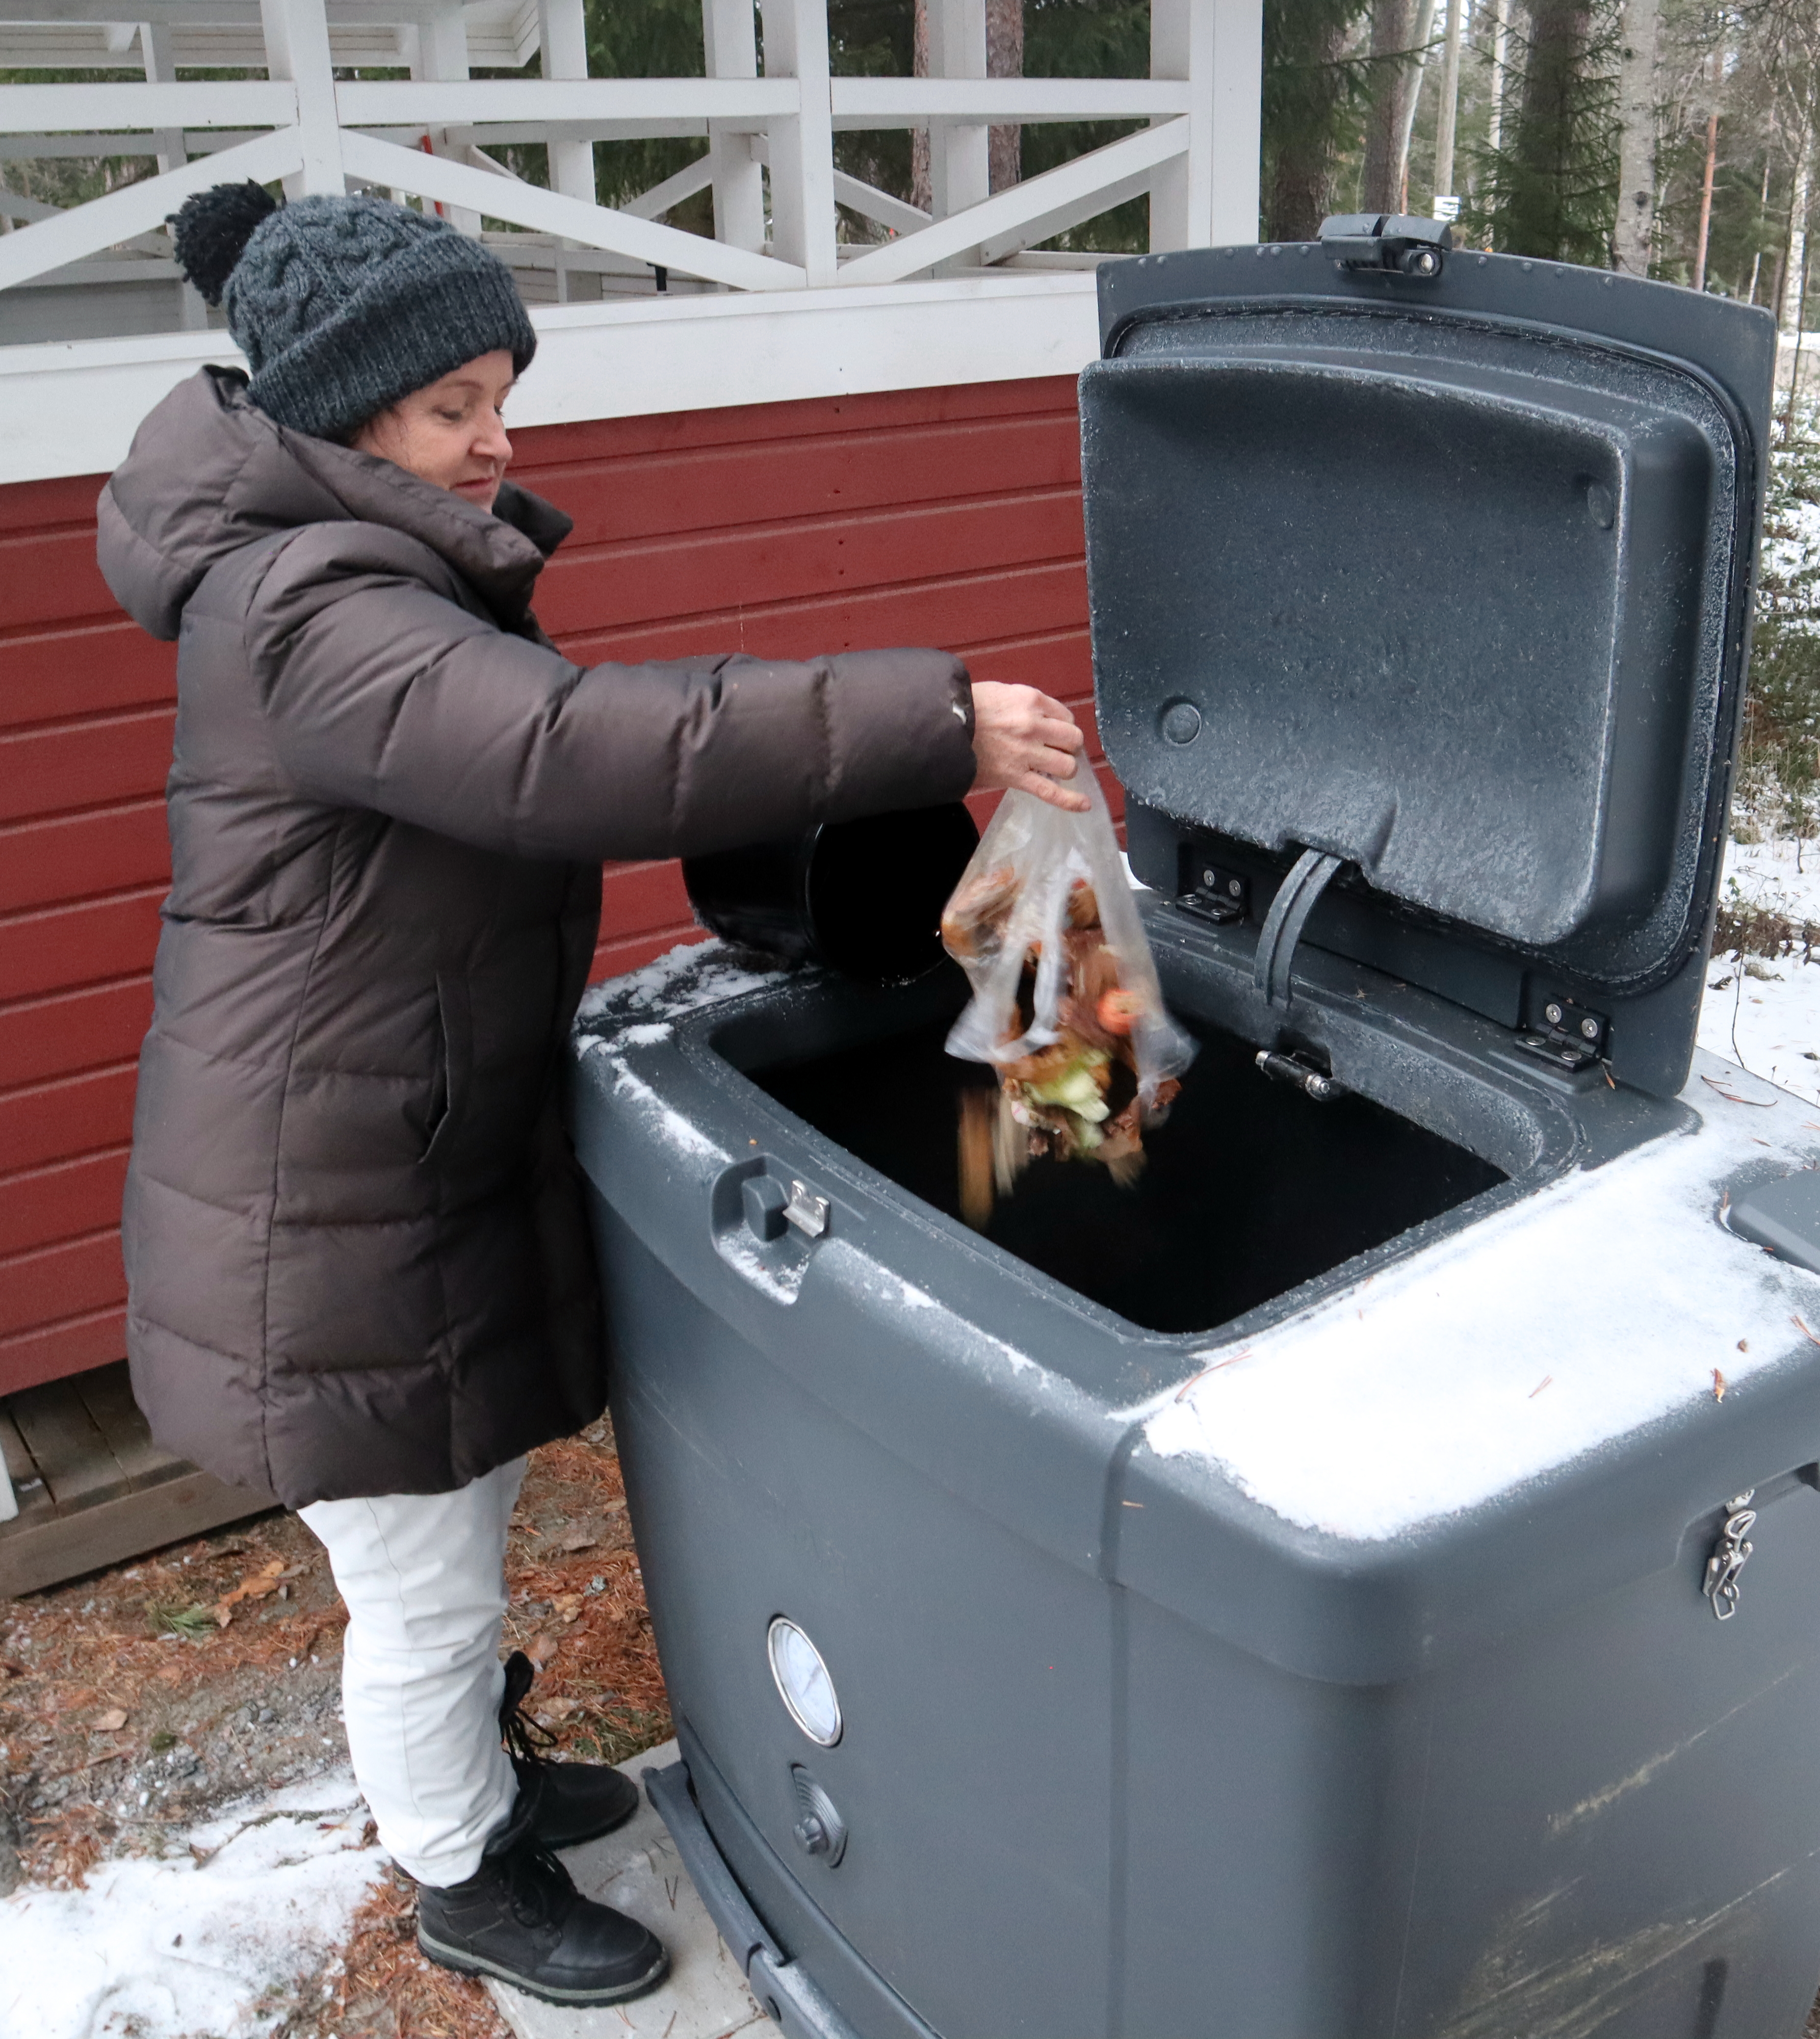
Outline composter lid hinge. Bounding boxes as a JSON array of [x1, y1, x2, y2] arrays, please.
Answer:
[[1256, 1048, 1346, 1103], [1513, 995, 1610, 1075], [1318, 212, 1451, 279]]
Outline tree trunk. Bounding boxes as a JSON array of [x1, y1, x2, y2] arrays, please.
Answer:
[[1785, 139, 1812, 335], [912, 0, 931, 215], [1786, 221, 1814, 438], [987, 0, 1022, 193], [1610, 0, 1659, 274], [1506, 0, 1594, 257], [1361, 0, 1415, 213], [1692, 109, 1719, 292], [1266, 9, 1352, 240], [1432, 0, 1464, 204], [1485, 0, 1510, 158], [1395, 0, 1438, 209]]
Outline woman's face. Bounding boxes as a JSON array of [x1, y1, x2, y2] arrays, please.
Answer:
[[351, 350, 516, 512]]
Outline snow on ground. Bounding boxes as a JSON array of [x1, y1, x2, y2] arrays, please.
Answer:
[[1697, 835, 1820, 1105], [0, 1770, 384, 2039]]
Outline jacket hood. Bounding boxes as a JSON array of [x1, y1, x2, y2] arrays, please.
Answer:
[[97, 365, 572, 641]]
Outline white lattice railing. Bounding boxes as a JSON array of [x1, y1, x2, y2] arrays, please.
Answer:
[[0, 0, 1261, 305]]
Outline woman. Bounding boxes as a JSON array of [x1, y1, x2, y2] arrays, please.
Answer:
[[96, 181, 1087, 2009]]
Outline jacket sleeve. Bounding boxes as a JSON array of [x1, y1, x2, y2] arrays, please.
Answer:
[[245, 522, 978, 862]]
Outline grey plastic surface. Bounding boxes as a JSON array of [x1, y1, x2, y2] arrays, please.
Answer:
[[571, 933, 1820, 2037], [644, 1758, 866, 2039], [575, 251, 1817, 2039], [1730, 1170, 1820, 1275], [1082, 247, 1774, 1099]]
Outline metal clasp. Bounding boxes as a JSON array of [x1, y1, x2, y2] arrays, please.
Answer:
[[1702, 1490, 1758, 1622], [1317, 212, 1451, 279], [785, 1180, 829, 1240]]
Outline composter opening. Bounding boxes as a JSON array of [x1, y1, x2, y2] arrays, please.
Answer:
[[740, 994, 1505, 1338]]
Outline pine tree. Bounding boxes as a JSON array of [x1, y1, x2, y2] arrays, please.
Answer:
[[1263, 0, 1373, 240], [1469, 0, 1621, 261]]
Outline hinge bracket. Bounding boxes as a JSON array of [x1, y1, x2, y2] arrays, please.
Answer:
[[1514, 996, 1610, 1075]]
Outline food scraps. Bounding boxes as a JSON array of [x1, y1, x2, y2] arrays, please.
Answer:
[[940, 780, 1196, 1229], [946, 869, 1179, 1225]]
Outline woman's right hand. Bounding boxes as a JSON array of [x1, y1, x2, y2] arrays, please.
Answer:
[[970, 682, 1091, 813]]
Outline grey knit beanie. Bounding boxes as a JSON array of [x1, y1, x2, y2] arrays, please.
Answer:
[[169, 182, 537, 442]]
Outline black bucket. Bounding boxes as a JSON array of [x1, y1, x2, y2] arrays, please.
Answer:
[[682, 802, 980, 986]]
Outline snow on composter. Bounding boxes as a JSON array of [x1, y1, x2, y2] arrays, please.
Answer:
[[569, 234, 1818, 2039]]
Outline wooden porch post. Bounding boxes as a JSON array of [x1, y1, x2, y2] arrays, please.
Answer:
[[259, 0, 345, 198], [418, 5, 482, 234], [704, 0, 766, 254], [760, 0, 835, 284], [538, 0, 595, 206], [140, 17, 209, 329], [926, 0, 989, 222], [1152, 0, 1261, 249]]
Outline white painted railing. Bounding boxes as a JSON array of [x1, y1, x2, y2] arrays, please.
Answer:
[[0, 0, 1261, 307]]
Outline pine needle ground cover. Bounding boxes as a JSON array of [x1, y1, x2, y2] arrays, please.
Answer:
[[1, 1419, 667, 2039]]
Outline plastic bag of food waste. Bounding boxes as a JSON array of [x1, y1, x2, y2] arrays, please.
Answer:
[[941, 774, 1197, 1224]]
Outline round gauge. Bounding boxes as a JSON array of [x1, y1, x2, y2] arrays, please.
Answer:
[[766, 1616, 843, 1747]]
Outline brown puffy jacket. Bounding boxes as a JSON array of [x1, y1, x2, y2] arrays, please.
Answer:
[[97, 367, 976, 1507]]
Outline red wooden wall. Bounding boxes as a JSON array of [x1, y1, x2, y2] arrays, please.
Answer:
[[0, 372, 1106, 1401]]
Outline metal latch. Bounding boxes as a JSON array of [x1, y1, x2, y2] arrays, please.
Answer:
[[1256, 1049, 1345, 1103], [1514, 996, 1610, 1075], [785, 1180, 829, 1239], [1703, 1489, 1757, 1622], [1318, 212, 1451, 279]]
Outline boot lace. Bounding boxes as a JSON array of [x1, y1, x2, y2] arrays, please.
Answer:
[[497, 1828, 575, 1932], [498, 1649, 558, 1771]]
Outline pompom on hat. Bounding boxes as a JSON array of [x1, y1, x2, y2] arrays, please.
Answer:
[[168, 181, 537, 443]]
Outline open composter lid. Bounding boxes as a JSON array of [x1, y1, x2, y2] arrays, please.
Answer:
[[1081, 228, 1776, 1096]]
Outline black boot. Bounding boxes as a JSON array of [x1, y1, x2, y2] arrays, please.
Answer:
[[498, 1649, 641, 1850], [417, 1803, 669, 2006]]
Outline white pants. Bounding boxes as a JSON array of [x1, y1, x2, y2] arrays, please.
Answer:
[[300, 1457, 525, 1887]]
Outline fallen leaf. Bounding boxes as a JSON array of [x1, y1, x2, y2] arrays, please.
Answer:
[[1737, 1339, 1749, 1352], [214, 1557, 285, 1624], [154, 1665, 184, 1686], [93, 1708, 127, 1732], [1794, 1316, 1820, 1348], [1713, 1368, 1727, 1403], [555, 1526, 599, 1553], [534, 1697, 581, 1724], [604, 1499, 627, 1516], [553, 1593, 584, 1622], [527, 1632, 560, 1667]]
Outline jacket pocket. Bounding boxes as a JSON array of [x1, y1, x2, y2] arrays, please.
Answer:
[[420, 971, 473, 1167]]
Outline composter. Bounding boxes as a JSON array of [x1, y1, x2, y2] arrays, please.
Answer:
[[571, 225, 1819, 2039]]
